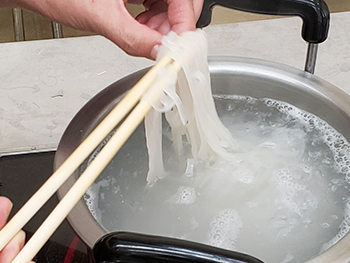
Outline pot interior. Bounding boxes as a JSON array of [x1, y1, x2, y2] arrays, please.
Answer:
[[55, 57, 350, 263]]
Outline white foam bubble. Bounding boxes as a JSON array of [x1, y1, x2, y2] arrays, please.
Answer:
[[170, 186, 197, 205], [274, 168, 318, 217], [263, 98, 350, 179], [322, 200, 350, 252], [209, 209, 242, 250], [84, 183, 101, 222]]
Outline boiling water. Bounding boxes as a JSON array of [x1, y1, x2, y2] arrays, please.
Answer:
[[84, 95, 350, 263]]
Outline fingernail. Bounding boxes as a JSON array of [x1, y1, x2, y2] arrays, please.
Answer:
[[151, 45, 160, 60]]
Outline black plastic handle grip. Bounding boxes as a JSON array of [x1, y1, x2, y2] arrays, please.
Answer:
[[196, 0, 330, 43], [93, 232, 264, 263]]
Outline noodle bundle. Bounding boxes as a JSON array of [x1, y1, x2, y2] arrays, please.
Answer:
[[144, 30, 238, 184]]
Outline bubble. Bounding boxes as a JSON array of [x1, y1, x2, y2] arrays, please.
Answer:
[[84, 183, 101, 221], [170, 186, 197, 205], [209, 209, 243, 250], [274, 168, 318, 217]]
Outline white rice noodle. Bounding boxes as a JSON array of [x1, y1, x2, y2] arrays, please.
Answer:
[[144, 30, 238, 184], [144, 108, 166, 182]]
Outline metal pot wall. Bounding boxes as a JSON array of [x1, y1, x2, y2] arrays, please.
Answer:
[[56, 56, 350, 263]]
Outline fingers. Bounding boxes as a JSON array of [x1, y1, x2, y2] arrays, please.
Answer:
[[139, 0, 203, 35], [0, 230, 26, 263], [165, 0, 197, 34], [138, 12, 171, 34], [136, 0, 168, 24], [0, 196, 13, 229], [193, 0, 205, 21], [136, 1, 170, 35], [123, 0, 203, 58], [0, 197, 29, 263]]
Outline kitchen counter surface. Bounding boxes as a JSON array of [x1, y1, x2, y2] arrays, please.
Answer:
[[1, 11, 350, 154]]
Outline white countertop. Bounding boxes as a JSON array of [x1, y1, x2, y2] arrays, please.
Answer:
[[1, 12, 350, 154]]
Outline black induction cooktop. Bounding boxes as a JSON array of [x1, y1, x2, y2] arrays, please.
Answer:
[[0, 151, 90, 263]]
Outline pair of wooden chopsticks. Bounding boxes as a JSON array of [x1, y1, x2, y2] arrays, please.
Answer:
[[0, 55, 182, 263]]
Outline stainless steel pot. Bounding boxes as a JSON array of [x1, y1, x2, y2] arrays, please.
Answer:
[[56, 56, 350, 262], [55, 0, 350, 262]]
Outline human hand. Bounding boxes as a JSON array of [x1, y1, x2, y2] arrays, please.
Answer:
[[0, 196, 32, 263], [5, 0, 203, 60], [134, 0, 204, 57], [104, 0, 204, 59]]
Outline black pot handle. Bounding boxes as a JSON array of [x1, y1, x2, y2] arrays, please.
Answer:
[[93, 232, 264, 263], [196, 0, 330, 44]]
